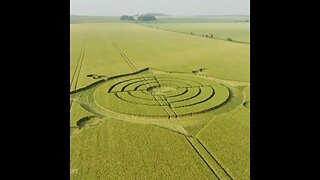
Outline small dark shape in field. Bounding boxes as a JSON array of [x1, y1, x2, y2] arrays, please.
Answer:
[[87, 74, 97, 77], [199, 68, 208, 72], [192, 68, 208, 76], [243, 101, 250, 108], [192, 70, 199, 74], [93, 75, 106, 79], [87, 74, 107, 79], [77, 116, 104, 129], [227, 37, 233, 41]]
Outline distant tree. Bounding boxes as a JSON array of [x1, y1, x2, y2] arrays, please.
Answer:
[[190, 32, 193, 35], [205, 34, 208, 37], [138, 14, 156, 21], [227, 37, 233, 41], [210, 34, 213, 38], [120, 15, 134, 21]]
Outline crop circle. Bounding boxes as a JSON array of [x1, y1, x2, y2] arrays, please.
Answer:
[[93, 72, 230, 119]]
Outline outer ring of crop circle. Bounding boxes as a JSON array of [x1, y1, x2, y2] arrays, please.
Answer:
[[94, 74, 230, 118]]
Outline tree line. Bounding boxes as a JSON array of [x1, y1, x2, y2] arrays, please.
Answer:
[[120, 14, 156, 22]]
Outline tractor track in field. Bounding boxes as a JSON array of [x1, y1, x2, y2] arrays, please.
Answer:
[[196, 138, 234, 180], [185, 136, 234, 180], [185, 136, 220, 179], [111, 40, 137, 72], [74, 40, 87, 92], [70, 39, 87, 90], [70, 38, 87, 110]]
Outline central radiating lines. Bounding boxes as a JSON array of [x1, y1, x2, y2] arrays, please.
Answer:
[[111, 40, 181, 136], [111, 40, 177, 117]]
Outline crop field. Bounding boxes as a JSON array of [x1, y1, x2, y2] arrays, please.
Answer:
[[141, 23, 250, 43], [70, 19, 250, 179]]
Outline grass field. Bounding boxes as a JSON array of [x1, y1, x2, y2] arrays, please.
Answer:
[[141, 23, 250, 43], [70, 17, 250, 179]]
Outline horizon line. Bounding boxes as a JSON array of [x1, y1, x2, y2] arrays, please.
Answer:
[[70, 14, 250, 17]]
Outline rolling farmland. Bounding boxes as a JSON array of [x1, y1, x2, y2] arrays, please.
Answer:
[[70, 20, 250, 179], [141, 22, 250, 43]]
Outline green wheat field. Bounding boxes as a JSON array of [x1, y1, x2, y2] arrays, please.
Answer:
[[70, 16, 250, 179]]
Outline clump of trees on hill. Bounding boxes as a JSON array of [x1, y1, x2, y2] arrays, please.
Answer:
[[120, 15, 134, 21], [137, 14, 156, 21], [120, 14, 157, 22], [227, 37, 233, 41]]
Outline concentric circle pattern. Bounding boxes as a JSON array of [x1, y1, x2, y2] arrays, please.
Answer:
[[94, 72, 230, 119]]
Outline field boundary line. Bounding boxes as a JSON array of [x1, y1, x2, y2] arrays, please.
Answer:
[[136, 24, 250, 44]]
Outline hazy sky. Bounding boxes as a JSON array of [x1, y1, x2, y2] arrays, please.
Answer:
[[71, 0, 250, 16]]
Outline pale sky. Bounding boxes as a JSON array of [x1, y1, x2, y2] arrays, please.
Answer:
[[70, 0, 250, 16]]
